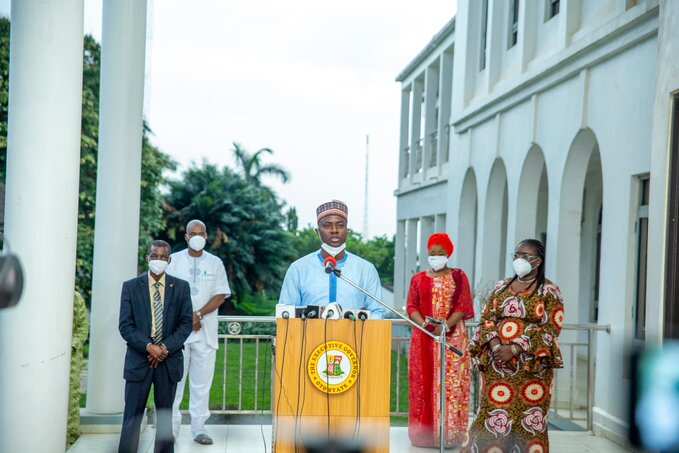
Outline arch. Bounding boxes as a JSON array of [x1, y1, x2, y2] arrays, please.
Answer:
[[480, 159, 509, 286], [555, 128, 603, 328], [458, 168, 478, 286], [515, 145, 549, 245]]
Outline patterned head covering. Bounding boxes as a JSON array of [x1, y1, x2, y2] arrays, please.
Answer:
[[316, 200, 348, 222], [427, 233, 455, 257]]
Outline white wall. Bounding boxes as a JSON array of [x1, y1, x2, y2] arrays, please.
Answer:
[[396, 0, 661, 444]]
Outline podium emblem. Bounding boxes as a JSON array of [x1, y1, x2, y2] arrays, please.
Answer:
[[307, 341, 359, 394]]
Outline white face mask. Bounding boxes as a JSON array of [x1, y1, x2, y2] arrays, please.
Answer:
[[428, 255, 449, 271], [321, 242, 346, 257], [512, 258, 533, 278], [188, 235, 206, 252], [149, 259, 168, 275]]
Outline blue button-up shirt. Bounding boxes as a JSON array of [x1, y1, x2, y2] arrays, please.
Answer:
[[278, 251, 386, 319]]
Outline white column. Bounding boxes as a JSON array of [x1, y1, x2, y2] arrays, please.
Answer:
[[423, 65, 439, 178], [558, 0, 582, 49], [398, 86, 411, 184], [419, 216, 435, 270], [435, 213, 447, 233], [409, 79, 424, 181], [437, 50, 454, 172], [0, 1, 84, 451], [86, 0, 148, 414], [406, 219, 419, 281], [518, 0, 537, 71], [486, 0, 506, 91], [393, 220, 407, 308]]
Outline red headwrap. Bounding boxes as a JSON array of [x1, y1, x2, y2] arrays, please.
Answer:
[[427, 233, 455, 257]]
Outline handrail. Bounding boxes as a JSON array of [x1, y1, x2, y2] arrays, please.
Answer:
[[216, 315, 611, 334]]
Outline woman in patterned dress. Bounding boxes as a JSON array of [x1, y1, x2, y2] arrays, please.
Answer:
[[462, 239, 565, 453], [407, 233, 475, 448]]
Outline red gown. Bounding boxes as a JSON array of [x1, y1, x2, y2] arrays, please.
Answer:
[[406, 268, 475, 448]]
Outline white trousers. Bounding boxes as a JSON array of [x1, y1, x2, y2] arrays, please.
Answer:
[[172, 340, 216, 437]]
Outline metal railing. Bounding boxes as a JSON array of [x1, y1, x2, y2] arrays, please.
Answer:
[[205, 316, 609, 431], [402, 146, 410, 178], [428, 131, 438, 168]]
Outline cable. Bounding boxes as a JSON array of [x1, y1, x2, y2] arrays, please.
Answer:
[[293, 319, 308, 453], [354, 318, 366, 439], [324, 317, 330, 440], [352, 321, 362, 439], [273, 318, 291, 453]]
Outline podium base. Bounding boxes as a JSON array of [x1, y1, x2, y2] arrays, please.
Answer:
[[274, 415, 389, 453]]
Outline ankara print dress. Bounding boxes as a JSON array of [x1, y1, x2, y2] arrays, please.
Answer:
[[461, 280, 565, 453], [406, 269, 475, 448]]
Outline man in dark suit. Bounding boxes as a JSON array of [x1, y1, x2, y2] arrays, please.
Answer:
[[118, 240, 193, 453]]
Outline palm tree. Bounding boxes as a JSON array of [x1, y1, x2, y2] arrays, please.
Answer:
[[232, 142, 290, 185]]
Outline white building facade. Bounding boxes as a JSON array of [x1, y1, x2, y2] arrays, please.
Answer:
[[394, 0, 679, 445]]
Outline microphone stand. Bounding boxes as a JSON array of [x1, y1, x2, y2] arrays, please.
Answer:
[[329, 267, 460, 453]]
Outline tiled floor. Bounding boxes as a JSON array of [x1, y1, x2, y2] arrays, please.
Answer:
[[68, 425, 631, 452]]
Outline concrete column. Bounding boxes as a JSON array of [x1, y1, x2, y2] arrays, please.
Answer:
[[423, 65, 439, 178], [419, 216, 435, 271], [86, 0, 149, 415], [486, 0, 506, 91], [0, 1, 84, 451], [410, 79, 424, 181], [393, 220, 407, 308], [435, 213, 447, 233], [437, 50, 454, 172], [398, 86, 412, 184], [406, 219, 419, 282], [558, 0, 582, 49], [518, 0, 537, 71]]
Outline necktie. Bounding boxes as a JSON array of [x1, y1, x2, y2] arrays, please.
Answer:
[[152, 281, 164, 344]]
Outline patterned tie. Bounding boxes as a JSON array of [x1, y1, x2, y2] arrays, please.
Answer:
[[152, 281, 164, 344]]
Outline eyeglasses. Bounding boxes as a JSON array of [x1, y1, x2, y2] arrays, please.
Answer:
[[512, 253, 538, 260]]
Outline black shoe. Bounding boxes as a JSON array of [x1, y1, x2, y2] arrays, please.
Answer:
[[194, 433, 213, 445]]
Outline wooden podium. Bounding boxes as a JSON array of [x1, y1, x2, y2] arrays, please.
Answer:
[[273, 319, 392, 453]]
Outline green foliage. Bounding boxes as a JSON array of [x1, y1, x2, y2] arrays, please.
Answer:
[[163, 162, 296, 307], [231, 142, 290, 185], [285, 207, 298, 232], [234, 292, 277, 316]]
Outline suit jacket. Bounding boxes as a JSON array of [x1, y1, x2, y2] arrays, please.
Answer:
[[118, 272, 193, 383]]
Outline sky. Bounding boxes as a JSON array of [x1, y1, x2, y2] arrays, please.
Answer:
[[2, 0, 458, 238]]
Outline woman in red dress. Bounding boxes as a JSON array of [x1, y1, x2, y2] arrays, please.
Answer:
[[406, 233, 475, 448]]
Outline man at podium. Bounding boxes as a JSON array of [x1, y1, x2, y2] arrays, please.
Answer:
[[278, 200, 386, 318]]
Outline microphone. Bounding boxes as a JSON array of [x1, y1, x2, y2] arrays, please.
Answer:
[[343, 310, 356, 320], [323, 256, 337, 274], [321, 302, 342, 320]]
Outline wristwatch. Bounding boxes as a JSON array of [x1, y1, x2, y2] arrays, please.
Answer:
[[195, 310, 203, 320]]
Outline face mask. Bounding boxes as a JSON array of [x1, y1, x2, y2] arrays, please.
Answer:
[[428, 255, 449, 271], [321, 242, 346, 257], [149, 259, 168, 275], [188, 235, 206, 252], [512, 258, 532, 278]]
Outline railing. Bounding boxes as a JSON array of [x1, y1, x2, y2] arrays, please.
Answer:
[[414, 138, 424, 172], [443, 124, 451, 163], [402, 146, 410, 179], [203, 316, 609, 431], [428, 131, 438, 168]]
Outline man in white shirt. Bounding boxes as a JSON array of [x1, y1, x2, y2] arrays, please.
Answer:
[[167, 220, 231, 445]]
